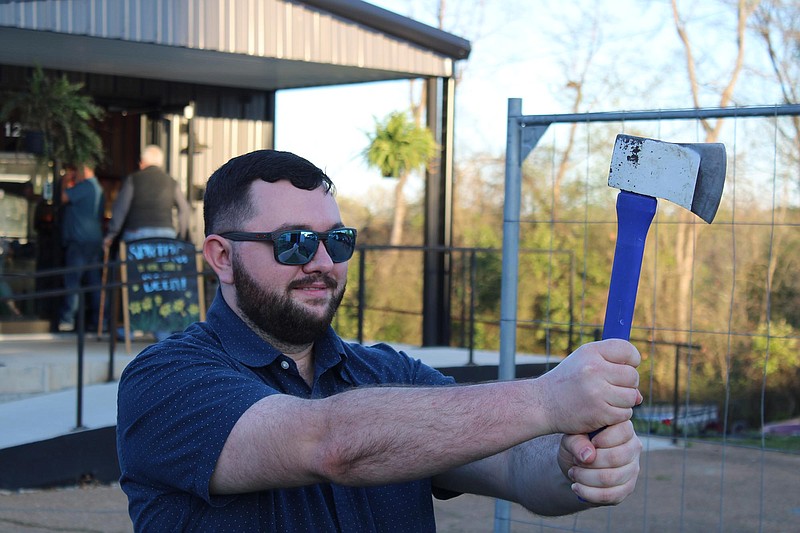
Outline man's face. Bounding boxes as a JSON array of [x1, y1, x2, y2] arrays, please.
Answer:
[[64, 168, 77, 185], [228, 180, 349, 344]]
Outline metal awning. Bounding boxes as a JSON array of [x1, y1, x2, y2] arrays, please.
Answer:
[[0, 28, 418, 91], [0, 0, 471, 91]]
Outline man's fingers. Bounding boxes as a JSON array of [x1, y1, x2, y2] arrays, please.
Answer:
[[606, 364, 641, 388], [570, 467, 639, 506], [604, 387, 642, 411], [585, 438, 641, 470], [561, 433, 596, 466], [570, 455, 639, 487], [594, 338, 641, 368], [589, 421, 636, 449], [601, 347, 642, 410], [568, 421, 642, 505]]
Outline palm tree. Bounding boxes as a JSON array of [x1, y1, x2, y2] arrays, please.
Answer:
[[364, 111, 438, 245]]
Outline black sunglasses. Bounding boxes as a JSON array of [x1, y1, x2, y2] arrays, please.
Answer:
[[219, 227, 357, 265]]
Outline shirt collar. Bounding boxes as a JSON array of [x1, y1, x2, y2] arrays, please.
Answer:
[[206, 289, 348, 371]]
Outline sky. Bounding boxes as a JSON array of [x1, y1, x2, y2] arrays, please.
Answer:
[[273, 0, 567, 198], [272, 0, 776, 200]]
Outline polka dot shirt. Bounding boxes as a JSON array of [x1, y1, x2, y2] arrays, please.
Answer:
[[117, 291, 456, 531]]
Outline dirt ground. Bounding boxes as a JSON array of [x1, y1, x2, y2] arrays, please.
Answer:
[[435, 441, 800, 532], [0, 441, 797, 532]]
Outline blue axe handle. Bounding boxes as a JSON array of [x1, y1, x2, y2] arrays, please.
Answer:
[[602, 190, 657, 340], [589, 190, 657, 440]]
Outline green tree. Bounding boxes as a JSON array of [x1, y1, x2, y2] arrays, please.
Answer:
[[364, 111, 438, 246]]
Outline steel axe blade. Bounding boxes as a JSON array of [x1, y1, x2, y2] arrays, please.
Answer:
[[609, 134, 727, 224]]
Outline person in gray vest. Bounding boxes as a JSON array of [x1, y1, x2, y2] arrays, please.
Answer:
[[104, 145, 191, 340], [104, 144, 190, 247], [58, 165, 104, 332]]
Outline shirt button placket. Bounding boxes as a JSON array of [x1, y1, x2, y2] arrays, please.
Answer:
[[280, 360, 290, 370]]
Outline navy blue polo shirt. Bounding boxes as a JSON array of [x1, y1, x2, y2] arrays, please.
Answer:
[[117, 291, 456, 532]]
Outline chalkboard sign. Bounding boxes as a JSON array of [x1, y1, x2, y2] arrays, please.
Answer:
[[120, 238, 205, 346]]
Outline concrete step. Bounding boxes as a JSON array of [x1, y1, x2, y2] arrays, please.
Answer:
[[0, 318, 51, 334], [0, 334, 146, 403]]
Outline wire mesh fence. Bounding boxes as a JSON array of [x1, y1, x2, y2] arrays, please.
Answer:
[[1, 101, 798, 530], [494, 100, 800, 532]]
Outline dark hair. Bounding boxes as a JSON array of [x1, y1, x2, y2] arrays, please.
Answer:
[[203, 150, 335, 236]]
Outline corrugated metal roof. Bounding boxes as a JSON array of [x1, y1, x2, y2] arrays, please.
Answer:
[[0, 0, 470, 90], [303, 0, 471, 60]]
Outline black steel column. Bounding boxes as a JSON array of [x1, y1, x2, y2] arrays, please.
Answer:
[[184, 101, 195, 204], [422, 76, 455, 346]]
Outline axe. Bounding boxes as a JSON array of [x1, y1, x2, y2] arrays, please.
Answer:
[[590, 134, 726, 438]]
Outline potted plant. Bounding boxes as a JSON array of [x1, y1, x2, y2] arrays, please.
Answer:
[[0, 66, 105, 195]]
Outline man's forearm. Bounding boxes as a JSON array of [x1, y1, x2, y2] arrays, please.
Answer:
[[433, 434, 588, 517], [211, 340, 642, 495], [106, 180, 133, 240], [319, 381, 550, 485], [211, 380, 551, 494]]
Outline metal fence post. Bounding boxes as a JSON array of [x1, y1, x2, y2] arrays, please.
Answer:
[[75, 289, 86, 430], [494, 97, 523, 533], [468, 249, 477, 366]]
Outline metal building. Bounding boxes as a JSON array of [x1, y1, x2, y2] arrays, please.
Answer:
[[0, 0, 470, 344]]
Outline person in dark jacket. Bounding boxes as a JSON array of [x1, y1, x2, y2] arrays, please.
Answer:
[[104, 144, 190, 247], [58, 165, 104, 332]]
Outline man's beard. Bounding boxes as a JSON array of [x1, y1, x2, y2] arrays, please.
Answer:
[[231, 252, 345, 345]]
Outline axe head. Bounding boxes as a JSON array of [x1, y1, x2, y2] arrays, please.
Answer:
[[608, 134, 726, 223]]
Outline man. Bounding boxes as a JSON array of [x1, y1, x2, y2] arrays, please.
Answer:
[[104, 144, 190, 247], [57, 165, 104, 332], [117, 150, 642, 531]]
